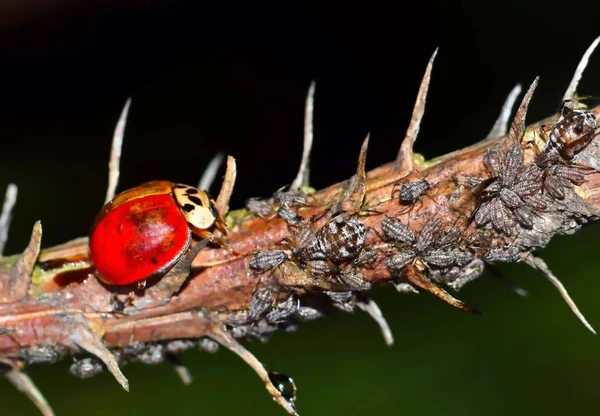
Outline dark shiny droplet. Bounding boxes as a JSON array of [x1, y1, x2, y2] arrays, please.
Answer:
[[268, 371, 297, 406]]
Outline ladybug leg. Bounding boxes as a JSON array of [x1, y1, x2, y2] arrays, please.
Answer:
[[195, 229, 239, 256]]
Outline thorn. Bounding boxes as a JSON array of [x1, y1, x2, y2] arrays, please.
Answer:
[[105, 98, 131, 204], [166, 353, 193, 385], [290, 80, 316, 192], [356, 295, 394, 346], [485, 84, 523, 140], [0, 183, 18, 256], [508, 77, 539, 145], [215, 155, 237, 220], [198, 152, 225, 191], [208, 324, 298, 415], [2, 221, 41, 303], [70, 315, 130, 391], [340, 133, 370, 213], [523, 255, 595, 334], [5, 368, 55, 416], [396, 48, 438, 172], [563, 35, 600, 101], [405, 266, 482, 315]]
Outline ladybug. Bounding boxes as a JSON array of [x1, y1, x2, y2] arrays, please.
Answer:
[[89, 180, 227, 287]]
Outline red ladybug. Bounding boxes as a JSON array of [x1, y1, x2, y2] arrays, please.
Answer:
[[89, 180, 227, 286]]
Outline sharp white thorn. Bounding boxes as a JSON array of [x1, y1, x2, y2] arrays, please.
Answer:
[[290, 80, 315, 192], [486, 84, 522, 140], [356, 297, 394, 346], [5, 369, 55, 416], [563, 35, 600, 101], [525, 255, 596, 335], [0, 183, 18, 256], [105, 98, 132, 204], [198, 152, 225, 191]]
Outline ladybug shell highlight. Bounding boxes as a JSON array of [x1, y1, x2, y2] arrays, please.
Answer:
[[89, 180, 192, 286]]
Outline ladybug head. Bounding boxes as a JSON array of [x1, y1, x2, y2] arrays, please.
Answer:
[[173, 185, 218, 231]]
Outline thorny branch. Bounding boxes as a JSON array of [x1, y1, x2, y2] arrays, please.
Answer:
[[2, 38, 600, 415]]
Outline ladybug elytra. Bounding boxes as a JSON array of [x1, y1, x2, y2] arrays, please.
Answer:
[[89, 180, 226, 286]]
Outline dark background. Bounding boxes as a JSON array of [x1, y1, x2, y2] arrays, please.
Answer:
[[1, 1, 600, 415]]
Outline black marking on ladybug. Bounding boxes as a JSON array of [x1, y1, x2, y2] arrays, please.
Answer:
[[185, 188, 199, 195], [182, 203, 195, 213], [187, 195, 203, 206]]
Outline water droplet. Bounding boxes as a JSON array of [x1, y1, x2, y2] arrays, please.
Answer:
[[268, 371, 297, 406]]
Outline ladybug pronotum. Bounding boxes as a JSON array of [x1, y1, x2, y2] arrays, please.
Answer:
[[89, 180, 227, 286]]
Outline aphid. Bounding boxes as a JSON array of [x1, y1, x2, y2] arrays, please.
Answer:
[[273, 187, 309, 207], [69, 358, 105, 379], [484, 246, 521, 263], [387, 250, 417, 273], [165, 340, 197, 354], [305, 260, 335, 278], [227, 310, 250, 326], [337, 270, 372, 291], [277, 204, 302, 226], [268, 372, 297, 408], [543, 175, 565, 200], [246, 197, 273, 218], [89, 180, 227, 287], [249, 250, 288, 273], [474, 200, 492, 226], [198, 337, 220, 353], [393, 282, 419, 294], [398, 179, 430, 203], [414, 217, 443, 253], [535, 104, 598, 167], [266, 295, 299, 323], [499, 188, 523, 209], [522, 193, 548, 211], [452, 248, 473, 266], [422, 249, 455, 268], [20, 345, 65, 364], [501, 143, 523, 187], [436, 226, 462, 248], [490, 198, 516, 236], [446, 259, 485, 291], [513, 206, 534, 229], [135, 344, 165, 365], [550, 165, 587, 185], [327, 291, 356, 312], [381, 217, 416, 245], [248, 287, 274, 321], [483, 147, 503, 178], [294, 306, 324, 321], [353, 247, 379, 267]]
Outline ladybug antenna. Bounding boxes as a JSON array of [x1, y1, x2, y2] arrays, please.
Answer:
[[105, 97, 132, 204], [524, 254, 596, 335], [198, 152, 225, 191], [290, 80, 316, 192], [563, 35, 600, 102], [0, 183, 18, 255], [485, 83, 523, 140]]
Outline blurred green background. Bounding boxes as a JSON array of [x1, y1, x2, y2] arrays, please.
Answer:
[[1, 1, 600, 415]]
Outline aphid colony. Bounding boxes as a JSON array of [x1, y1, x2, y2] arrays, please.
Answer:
[[473, 101, 598, 238]]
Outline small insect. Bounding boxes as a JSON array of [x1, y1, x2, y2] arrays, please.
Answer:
[[294, 306, 323, 321], [535, 103, 598, 167], [483, 246, 521, 263], [381, 217, 416, 245], [387, 249, 417, 273], [198, 337, 220, 353], [69, 358, 105, 379], [430, 259, 485, 291], [273, 187, 309, 207], [422, 249, 456, 268], [353, 247, 379, 267], [249, 250, 288, 273], [326, 291, 356, 312], [278, 204, 303, 226], [337, 270, 372, 291], [398, 179, 430, 204], [89, 180, 227, 287], [248, 287, 274, 321], [246, 197, 273, 218], [266, 295, 299, 323]]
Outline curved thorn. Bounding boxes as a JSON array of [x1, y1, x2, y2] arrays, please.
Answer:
[[0, 183, 18, 256], [215, 156, 237, 220], [405, 266, 481, 315], [5, 369, 55, 416], [396, 48, 438, 172], [290, 80, 316, 192], [198, 152, 225, 191], [3, 221, 41, 303], [166, 353, 193, 385], [208, 324, 298, 415], [105, 98, 131, 204], [340, 133, 370, 212], [356, 295, 394, 346], [524, 255, 595, 334], [508, 77, 539, 144], [71, 316, 129, 391], [563, 35, 600, 101], [485, 84, 523, 140]]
